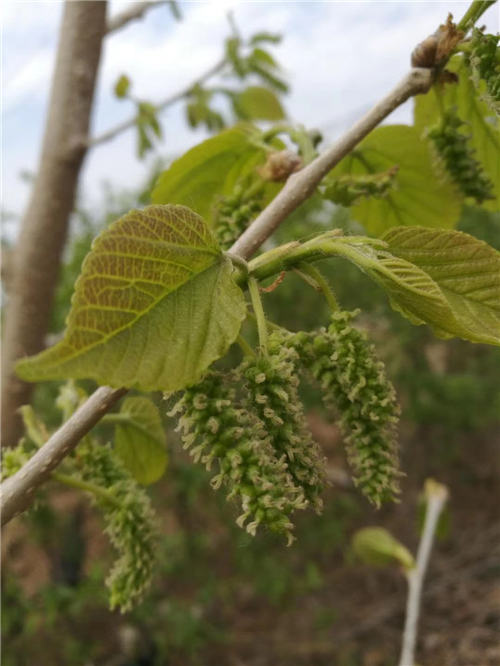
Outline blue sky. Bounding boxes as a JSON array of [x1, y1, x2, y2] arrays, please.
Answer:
[[2, 1, 499, 236]]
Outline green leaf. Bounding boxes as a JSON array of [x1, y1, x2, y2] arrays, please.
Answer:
[[383, 227, 500, 346], [327, 125, 462, 235], [151, 126, 281, 225], [232, 86, 285, 121], [115, 397, 167, 485], [114, 74, 131, 99], [352, 527, 415, 570], [328, 237, 471, 341], [249, 32, 281, 46], [16, 205, 247, 391], [414, 55, 500, 210]]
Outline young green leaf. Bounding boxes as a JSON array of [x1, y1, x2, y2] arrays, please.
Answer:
[[415, 55, 500, 211], [232, 86, 285, 121], [114, 74, 131, 99], [328, 237, 467, 340], [114, 397, 167, 485], [326, 125, 461, 235], [16, 205, 247, 390], [383, 227, 500, 346], [151, 126, 280, 224], [352, 527, 415, 570]]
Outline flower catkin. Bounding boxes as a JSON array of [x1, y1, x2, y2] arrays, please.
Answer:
[[78, 443, 158, 613], [289, 310, 401, 507], [214, 184, 262, 250], [169, 371, 308, 544], [467, 29, 500, 115], [427, 108, 494, 204], [239, 338, 326, 513]]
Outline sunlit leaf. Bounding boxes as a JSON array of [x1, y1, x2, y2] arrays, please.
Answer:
[[383, 227, 500, 346], [115, 397, 167, 485], [16, 205, 247, 390], [327, 125, 461, 235]]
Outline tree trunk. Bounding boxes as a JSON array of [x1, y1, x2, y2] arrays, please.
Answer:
[[1, 1, 107, 446]]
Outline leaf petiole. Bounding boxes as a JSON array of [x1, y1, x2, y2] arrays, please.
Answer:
[[248, 277, 269, 353]]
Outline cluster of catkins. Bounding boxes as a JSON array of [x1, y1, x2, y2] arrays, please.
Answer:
[[427, 108, 494, 203], [467, 28, 500, 114], [214, 183, 263, 250], [77, 443, 158, 613], [287, 310, 401, 508], [170, 308, 401, 541], [169, 364, 321, 545]]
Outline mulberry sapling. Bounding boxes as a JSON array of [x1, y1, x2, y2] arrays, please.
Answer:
[[289, 310, 401, 507], [238, 336, 326, 512], [169, 371, 308, 543]]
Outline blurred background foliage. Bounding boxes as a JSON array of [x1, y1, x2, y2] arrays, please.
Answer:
[[3, 167, 499, 664]]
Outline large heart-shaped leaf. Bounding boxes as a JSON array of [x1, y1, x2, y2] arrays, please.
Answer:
[[151, 125, 281, 224], [16, 205, 247, 390], [325, 125, 461, 236], [414, 55, 500, 211], [115, 397, 167, 485], [383, 227, 500, 346]]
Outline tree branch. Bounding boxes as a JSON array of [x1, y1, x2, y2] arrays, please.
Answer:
[[88, 58, 226, 148], [398, 480, 449, 666], [1, 1, 108, 447], [0, 67, 433, 525], [1, 387, 126, 525], [106, 1, 166, 34], [230, 68, 433, 259]]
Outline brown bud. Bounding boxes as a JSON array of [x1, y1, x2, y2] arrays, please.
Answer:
[[411, 34, 439, 68], [411, 14, 464, 69], [257, 150, 302, 182]]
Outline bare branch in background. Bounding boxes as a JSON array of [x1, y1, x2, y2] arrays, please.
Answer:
[[1, 1, 108, 446], [399, 480, 449, 666], [106, 1, 166, 34], [88, 58, 226, 148]]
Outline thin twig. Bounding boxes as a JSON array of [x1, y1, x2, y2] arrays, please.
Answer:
[[398, 480, 449, 666], [106, 2, 166, 35], [88, 58, 226, 148], [1, 387, 127, 525], [0, 67, 433, 526]]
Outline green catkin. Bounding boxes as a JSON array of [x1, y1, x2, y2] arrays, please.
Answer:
[[324, 167, 398, 207], [238, 336, 326, 512], [214, 184, 263, 250], [77, 443, 158, 613], [427, 108, 494, 203], [288, 310, 401, 507], [467, 29, 500, 115], [169, 372, 307, 544]]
